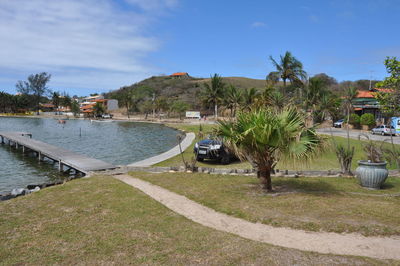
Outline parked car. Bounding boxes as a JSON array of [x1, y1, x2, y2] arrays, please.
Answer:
[[194, 139, 234, 164], [371, 125, 396, 136], [333, 119, 344, 128]]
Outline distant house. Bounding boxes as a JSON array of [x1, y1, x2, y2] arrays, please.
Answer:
[[170, 72, 189, 78], [353, 88, 392, 118], [79, 98, 118, 116], [39, 103, 55, 112]]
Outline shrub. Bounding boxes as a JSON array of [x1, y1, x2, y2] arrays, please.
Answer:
[[347, 113, 360, 127], [360, 113, 375, 128]]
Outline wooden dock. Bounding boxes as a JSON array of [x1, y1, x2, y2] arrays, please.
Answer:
[[0, 132, 115, 174]]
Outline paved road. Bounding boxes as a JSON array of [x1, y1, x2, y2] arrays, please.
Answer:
[[317, 127, 400, 144]]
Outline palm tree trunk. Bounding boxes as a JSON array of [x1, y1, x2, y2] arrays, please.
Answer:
[[214, 103, 218, 119], [259, 165, 272, 191], [282, 79, 286, 95]]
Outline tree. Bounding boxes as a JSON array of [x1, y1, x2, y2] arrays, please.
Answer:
[[138, 100, 153, 120], [71, 100, 80, 117], [242, 87, 259, 111], [269, 51, 307, 94], [16, 72, 51, 115], [332, 87, 357, 175], [201, 74, 225, 119], [360, 113, 375, 128], [375, 57, 400, 170], [376, 57, 400, 90], [224, 85, 243, 117], [60, 93, 72, 109], [170, 100, 190, 120], [93, 102, 105, 117], [52, 92, 60, 110], [216, 107, 322, 191]]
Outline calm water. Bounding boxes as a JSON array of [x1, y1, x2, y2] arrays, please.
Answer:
[[0, 117, 180, 193]]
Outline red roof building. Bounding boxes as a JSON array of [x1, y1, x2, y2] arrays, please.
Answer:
[[170, 72, 189, 78]]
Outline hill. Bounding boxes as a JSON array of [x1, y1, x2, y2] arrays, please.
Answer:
[[105, 75, 268, 110]]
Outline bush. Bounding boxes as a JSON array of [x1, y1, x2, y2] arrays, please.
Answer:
[[360, 113, 375, 128], [347, 113, 360, 126]]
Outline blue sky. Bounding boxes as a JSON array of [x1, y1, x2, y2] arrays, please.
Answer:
[[0, 0, 399, 96]]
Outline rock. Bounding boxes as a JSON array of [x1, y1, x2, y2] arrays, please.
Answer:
[[11, 188, 26, 196], [30, 186, 40, 193]]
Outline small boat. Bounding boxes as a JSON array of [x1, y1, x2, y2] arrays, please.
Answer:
[[90, 119, 113, 123], [58, 119, 66, 124]]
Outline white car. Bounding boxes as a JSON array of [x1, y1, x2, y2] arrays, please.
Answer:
[[371, 125, 396, 136]]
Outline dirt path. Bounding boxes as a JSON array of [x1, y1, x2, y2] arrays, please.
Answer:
[[114, 174, 400, 260]]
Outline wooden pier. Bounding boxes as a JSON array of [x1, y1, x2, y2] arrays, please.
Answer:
[[0, 132, 115, 174]]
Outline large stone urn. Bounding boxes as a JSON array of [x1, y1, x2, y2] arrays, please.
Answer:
[[355, 161, 389, 189]]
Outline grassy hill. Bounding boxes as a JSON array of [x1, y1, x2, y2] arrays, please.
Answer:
[[105, 75, 268, 110]]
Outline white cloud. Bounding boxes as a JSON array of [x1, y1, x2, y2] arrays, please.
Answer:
[[0, 0, 176, 93], [251, 22, 267, 28]]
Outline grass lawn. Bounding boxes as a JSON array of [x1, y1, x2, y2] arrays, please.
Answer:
[[0, 176, 386, 265], [133, 171, 400, 237], [158, 123, 400, 170]]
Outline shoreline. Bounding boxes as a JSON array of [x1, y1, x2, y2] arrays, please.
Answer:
[[0, 115, 197, 199]]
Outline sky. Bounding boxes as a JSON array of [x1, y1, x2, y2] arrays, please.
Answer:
[[0, 0, 399, 96]]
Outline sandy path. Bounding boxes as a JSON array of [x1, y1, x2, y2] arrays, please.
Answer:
[[114, 174, 400, 260]]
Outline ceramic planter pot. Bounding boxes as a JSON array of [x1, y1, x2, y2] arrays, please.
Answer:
[[355, 160, 388, 189]]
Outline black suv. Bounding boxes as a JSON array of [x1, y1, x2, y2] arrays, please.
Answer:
[[194, 139, 233, 164]]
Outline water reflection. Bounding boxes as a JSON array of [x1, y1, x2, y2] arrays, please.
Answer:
[[0, 117, 179, 193]]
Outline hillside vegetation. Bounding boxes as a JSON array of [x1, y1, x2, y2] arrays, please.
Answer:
[[105, 75, 267, 111]]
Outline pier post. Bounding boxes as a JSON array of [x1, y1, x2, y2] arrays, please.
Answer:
[[1, 136, 3, 144], [38, 152, 42, 161], [58, 160, 64, 172], [16, 143, 18, 149], [22, 146, 25, 153]]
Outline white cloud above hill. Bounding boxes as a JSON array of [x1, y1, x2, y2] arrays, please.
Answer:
[[0, 0, 176, 93]]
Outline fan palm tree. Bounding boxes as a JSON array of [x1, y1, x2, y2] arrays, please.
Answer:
[[269, 51, 307, 94], [224, 85, 243, 117], [201, 74, 225, 119], [216, 107, 323, 191]]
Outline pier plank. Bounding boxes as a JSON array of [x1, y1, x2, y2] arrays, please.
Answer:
[[0, 132, 115, 173]]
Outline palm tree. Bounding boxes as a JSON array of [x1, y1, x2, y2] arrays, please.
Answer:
[[242, 87, 259, 111], [269, 51, 307, 94], [259, 87, 288, 111], [201, 74, 225, 119], [332, 87, 357, 175], [216, 107, 323, 191], [224, 85, 243, 117]]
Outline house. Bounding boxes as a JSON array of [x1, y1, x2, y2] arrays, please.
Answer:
[[39, 103, 56, 112], [79, 98, 118, 116], [353, 88, 392, 118], [170, 72, 189, 78]]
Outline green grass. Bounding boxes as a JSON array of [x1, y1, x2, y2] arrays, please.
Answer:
[[0, 176, 386, 265], [159, 123, 400, 170], [133, 172, 400, 237]]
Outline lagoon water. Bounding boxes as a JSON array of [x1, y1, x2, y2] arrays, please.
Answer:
[[0, 117, 180, 193]]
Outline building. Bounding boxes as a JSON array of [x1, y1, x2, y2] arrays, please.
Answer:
[[170, 72, 189, 78], [353, 88, 393, 118], [79, 98, 118, 116]]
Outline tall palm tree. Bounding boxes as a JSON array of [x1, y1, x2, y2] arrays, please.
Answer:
[[224, 85, 243, 117], [216, 107, 323, 191], [201, 74, 225, 119], [269, 51, 307, 94]]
